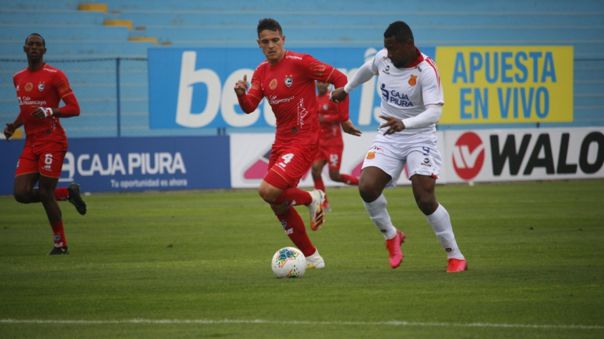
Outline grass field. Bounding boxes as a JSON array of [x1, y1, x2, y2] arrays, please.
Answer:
[[1, 180, 604, 338]]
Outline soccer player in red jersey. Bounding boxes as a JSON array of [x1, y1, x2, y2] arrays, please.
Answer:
[[234, 18, 360, 269], [3, 33, 87, 255], [311, 81, 360, 211]]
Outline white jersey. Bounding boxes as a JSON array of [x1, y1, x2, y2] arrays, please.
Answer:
[[346, 48, 444, 138]]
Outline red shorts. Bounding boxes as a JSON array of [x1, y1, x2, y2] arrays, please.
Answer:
[[16, 136, 67, 179], [316, 142, 344, 171], [266, 143, 318, 189]]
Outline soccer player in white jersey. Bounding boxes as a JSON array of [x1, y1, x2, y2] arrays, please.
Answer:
[[331, 21, 467, 272]]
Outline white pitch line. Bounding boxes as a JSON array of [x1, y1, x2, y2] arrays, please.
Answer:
[[1, 319, 603, 330]]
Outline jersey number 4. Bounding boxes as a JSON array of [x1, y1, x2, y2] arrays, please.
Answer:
[[277, 153, 294, 169]]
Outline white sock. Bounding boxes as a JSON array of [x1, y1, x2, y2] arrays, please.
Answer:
[[363, 194, 397, 239], [426, 204, 465, 259]]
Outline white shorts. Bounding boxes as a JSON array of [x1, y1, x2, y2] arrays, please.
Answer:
[[361, 132, 442, 186]]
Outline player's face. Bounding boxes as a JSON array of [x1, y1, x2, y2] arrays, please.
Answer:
[[23, 35, 46, 63], [257, 29, 285, 64], [384, 36, 414, 68]]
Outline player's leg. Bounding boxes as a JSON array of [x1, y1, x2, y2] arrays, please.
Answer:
[[311, 158, 327, 192], [13, 173, 41, 203], [359, 140, 406, 268], [327, 149, 358, 186], [260, 177, 322, 266], [311, 153, 330, 211], [13, 145, 85, 214], [408, 150, 466, 272], [268, 147, 325, 230], [38, 175, 69, 255]]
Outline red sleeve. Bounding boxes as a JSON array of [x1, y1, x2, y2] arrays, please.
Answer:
[[237, 67, 264, 113], [302, 55, 348, 88], [55, 70, 80, 117], [337, 95, 350, 122]]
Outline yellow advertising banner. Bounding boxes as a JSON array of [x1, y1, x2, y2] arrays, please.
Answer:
[[435, 46, 573, 124]]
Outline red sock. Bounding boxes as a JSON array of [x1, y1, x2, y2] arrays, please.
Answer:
[[50, 220, 67, 247], [339, 174, 359, 186], [314, 176, 325, 192], [55, 187, 69, 201], [274, 188, 312, 206], [276, 207, 316, 256]]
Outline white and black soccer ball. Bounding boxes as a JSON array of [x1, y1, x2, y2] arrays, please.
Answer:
[[271, 247, 306, 278]]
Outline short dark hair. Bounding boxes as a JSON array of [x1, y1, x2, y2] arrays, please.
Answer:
[[257, 18, 283, 36], [25, 33, 46, 46], [384, 21, 413, 43]]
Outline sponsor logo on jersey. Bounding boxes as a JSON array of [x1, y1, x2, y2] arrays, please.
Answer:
[[380, 84, 414, 107], [452, 132, 485, 180], [269, 78, 277, 90], [284, 75, 293, 87], [38, 82, 45, 92], [24, 82, 33, 92]]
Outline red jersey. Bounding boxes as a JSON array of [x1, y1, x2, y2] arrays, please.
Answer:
[[317, 91, 348, 145], [13, 63, 79, 140], [237, 51, 347, 146]]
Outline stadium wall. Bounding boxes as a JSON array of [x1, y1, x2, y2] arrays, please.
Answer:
[[1, 127, 602, 195]]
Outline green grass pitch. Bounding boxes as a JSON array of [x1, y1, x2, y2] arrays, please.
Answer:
[[1, 180, 604, 338]]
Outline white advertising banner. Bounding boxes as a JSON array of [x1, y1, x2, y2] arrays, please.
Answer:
[[441, 127, 604, 183], [230, 127, 604, 188]]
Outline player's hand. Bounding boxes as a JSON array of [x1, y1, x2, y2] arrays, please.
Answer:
[[341, 119, 362, 136], [3, 123, 15, 140], [234, 74, 249, 97], [330, 88, 347, 103], [32, 107, 53, 119], [379, 115, 405, 135]]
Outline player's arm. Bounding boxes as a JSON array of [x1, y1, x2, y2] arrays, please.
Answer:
[[334, 93, 361, 136], [31, 72, 80, 119], [235, 71, 263, 114], [379, 104, 442, 135], [331, 59, 376, 103], [3, 115, 23, 140]]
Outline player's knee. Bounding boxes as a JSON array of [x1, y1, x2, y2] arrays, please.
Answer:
[[358, 182, 380, 202], [13, 190, 29, 203], [37, 187, 55, 203], [258, 186, 278, 204], [416, 196, 438, 215]]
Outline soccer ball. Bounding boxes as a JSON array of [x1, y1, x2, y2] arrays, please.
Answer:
[[271, 247, 306, 278]]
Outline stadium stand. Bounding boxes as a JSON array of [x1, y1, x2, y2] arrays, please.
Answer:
[[0, 0, 603, 137]]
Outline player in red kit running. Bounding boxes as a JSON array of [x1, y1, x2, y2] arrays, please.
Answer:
[[311, 81, 360, 211], [234, 18, 360, 269], [3, 33, 87, 255]]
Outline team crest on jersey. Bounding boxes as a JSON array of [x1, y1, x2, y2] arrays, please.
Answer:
[[24, 82, 33, 92], [38, 82, 45, 92], [408, 75, 417, 86], [269, 78, 278, 90], [322, 104, 329, 111], [284, 75, 293, 87], [366, 151, 376, 160]]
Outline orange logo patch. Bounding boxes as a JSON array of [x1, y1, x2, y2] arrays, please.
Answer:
[[408, 75, 417, 86], [366, 151, 376, 160], [269, 79, 277, 90], [24, 82, 33, 92]]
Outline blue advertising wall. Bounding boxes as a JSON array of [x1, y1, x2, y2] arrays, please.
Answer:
[[0, 136, 230, 194], [148, 47, 436, 130]]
